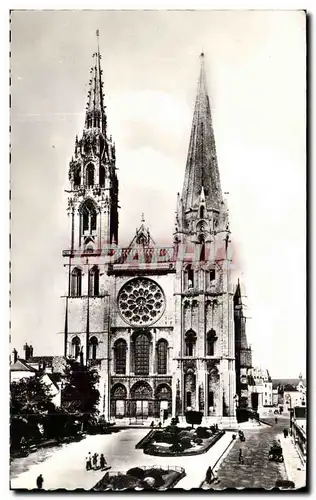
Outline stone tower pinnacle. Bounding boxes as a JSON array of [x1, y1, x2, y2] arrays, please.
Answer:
[[182, 53, 222, 213], [85, 30, 107, 132]]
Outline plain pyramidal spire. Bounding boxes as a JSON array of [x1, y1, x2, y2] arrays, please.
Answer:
[[182, 52, 222, 212]]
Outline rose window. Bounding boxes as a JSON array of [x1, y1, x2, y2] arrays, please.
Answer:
[[118, 278, 165, 326]]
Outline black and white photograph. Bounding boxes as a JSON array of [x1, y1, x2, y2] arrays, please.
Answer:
[[9, 9, 306, 491]]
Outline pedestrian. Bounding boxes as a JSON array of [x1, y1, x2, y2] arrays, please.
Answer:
[[238, 449, 244, 465], [275, 417, 278, 424], [158, 421, 162, 428], [206, 466, 217, 484], [92, 452, 99, 470], [150, 420, 154, 428], [86, 452, 92, 471], [36, 474, 44, 489], [100, 453, 106, 470], [283, 428, 288, 438]]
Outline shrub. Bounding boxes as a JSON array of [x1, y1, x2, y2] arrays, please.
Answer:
[[196, 427, 210, 439], [178, 430, 191, 440], [127, 467, 145, 480], [154, 431, 174, 444], [194, 437, 203, 445], [144, 469, 164, 488], [109, 474, 139, 490], [185, 411, 203, 428], [165, 425, 178, 434], [170, 441, 183, 453], [180, 436, 192, 449]]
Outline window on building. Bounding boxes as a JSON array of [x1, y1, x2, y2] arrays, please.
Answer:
[[199, 234, 205, 262], [82, 200, 97, 235], [210, 269, 216, 282], [71, 336, 81, 358], [74, 169, 81, 187], [206, 329, 217, 356], [86, 164, 95, 187], [134, 334, 150, 375], [185, 330, 196, 357], [187, 266, 194, 288], [114, 339, 127, 375], [157, 339, 168, 374], [100, 165, 105, 186], [89, 266, 99, 296], [89, 336, 98, 360], [186, 391, 192, 408], [70, 268, 82, 297], [208, 391, 214, 407], [199, 206, 205, 219]]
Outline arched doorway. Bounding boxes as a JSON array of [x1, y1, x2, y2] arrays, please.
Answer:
[[110, 383, 127, 418], [155, 384, 172, 418], [130, 381, 153, 420]]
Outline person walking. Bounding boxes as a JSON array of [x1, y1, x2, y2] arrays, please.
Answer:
[[275, 417, 278, 424], [283, 428, 288, 438], [92, 452, 99, 470], [238, 449, 244, 465], [36, 474, 44, 489], [100, 454, 106, 470], [86, 452, 92, 471]]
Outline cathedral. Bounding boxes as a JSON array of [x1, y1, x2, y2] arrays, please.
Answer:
[[62, 38, 252, 427]]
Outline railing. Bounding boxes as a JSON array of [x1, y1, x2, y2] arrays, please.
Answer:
[[106, 465, 185, 477]]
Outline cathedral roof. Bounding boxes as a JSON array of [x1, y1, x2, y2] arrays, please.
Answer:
[[182, 53, 222, 212]]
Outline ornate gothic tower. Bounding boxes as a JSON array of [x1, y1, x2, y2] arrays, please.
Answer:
[[62, 35, 118, 414], [173, 54, 237, 425]]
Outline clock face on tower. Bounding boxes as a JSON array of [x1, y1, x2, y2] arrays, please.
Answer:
[[117, 277, 165, 326]]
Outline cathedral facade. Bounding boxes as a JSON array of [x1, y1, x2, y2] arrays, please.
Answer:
[[62, 41, 252, 427]]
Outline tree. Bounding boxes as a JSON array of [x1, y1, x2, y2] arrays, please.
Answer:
[[10, 376, 55, 449], [61, 359, 100, 429], [185, 410, 203, 429]]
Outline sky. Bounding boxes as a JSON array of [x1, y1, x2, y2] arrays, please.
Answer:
[[10, 10, 306, 378]]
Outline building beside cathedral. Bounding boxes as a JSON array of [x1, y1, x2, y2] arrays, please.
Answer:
[[61, 39, 252, 427]]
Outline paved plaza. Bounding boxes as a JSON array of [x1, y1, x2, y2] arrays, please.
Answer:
[[10, 428, 234, 490], [213, 416, 305, 490], [10, 416, 305, 491]]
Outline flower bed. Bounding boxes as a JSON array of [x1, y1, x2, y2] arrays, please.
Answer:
[[139, 425, 225, 457], [93, 465, 185, 491]]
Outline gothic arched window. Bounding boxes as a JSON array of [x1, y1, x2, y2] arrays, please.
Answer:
[[199, 234, 205, 262], [89, 336, 98, 360], [82, 200, 97, 235], [187, 265, 194, 288], [185, 330, 197, 357], [86, 164, 95, 187], [74, 168, 81, 187], [206, 329, 218, 356], [89, 266, 99, 296], [200, 206, 205, 219], [157, 339, 168, 374], [135, 333, 150, 375], [71, 336, 81, 358], [114, 339, 127, 375], [100, 166, 105, 187], [71, 268, 82, 297]]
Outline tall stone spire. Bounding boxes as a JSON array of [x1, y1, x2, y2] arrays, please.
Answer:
[[182, 53, 222, 212], [85, 30, 106, 132]]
